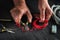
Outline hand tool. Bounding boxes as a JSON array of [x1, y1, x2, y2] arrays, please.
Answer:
[[0, 24, 15, 33], [21, 22, 30, 31], [32, 18, 48, 30]]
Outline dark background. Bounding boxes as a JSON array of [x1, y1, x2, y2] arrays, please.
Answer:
[[0, 0, 60, 19]]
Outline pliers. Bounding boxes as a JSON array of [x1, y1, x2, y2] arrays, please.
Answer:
[[0, 24, 15, 33], [21, 22, 30, 32]]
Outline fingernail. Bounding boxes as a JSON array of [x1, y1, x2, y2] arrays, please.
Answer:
[[42, 18, 45, 21], [39, 18, 45, 22], [29, 19, 32, 23]]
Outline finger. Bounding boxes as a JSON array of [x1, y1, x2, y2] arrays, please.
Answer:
[[10, 8, 23, 27], [15, 11, 24, 27], [15, 16, 20, 27], [39, 8, 45, 22], [26, 10, 32, 23], [10, 8, 17, 17], [45, 8, 53, 20], [19, 13, 23, 24]]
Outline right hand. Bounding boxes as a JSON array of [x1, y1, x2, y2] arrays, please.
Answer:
[[10, 4, 32, 27]]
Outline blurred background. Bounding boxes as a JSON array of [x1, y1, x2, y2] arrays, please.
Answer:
[[0, 0, 60, 19]]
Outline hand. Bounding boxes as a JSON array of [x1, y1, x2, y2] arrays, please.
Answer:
[[38, 0, 53, 22], [10, 3, 32, 27]]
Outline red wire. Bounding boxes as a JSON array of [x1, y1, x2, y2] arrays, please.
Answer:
[[33, 18, 48, 30]]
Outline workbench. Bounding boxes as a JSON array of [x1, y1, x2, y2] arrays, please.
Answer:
[[0, 0, 60, 40]]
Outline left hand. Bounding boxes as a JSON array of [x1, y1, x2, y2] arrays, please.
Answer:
[[38, 0, 53, 22]]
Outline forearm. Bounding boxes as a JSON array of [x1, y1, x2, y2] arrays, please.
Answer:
[[38, 0, 49, 7], [38, 0, 48, 3], [39, 0, 48, 2], [13, 0, 26, 6]]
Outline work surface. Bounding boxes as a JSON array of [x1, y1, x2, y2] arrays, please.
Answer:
[[0, 0, 60, 40], [0, 18, 60, 40]]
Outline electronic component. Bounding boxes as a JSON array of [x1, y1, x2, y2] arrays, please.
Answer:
[[51, 25, 57, 33]]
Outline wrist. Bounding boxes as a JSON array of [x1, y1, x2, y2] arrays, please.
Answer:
[[39, 0, 48, 3], [13, 0, 26, 6], [38, 0, 49, 5]]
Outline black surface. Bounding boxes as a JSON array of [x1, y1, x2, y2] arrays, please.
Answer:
[[0, 21, 51, 40], [0, 0, 60, 40], [0, 18, 60, 40]]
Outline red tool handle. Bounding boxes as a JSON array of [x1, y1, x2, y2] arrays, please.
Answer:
[[33, 18, 48, 30]]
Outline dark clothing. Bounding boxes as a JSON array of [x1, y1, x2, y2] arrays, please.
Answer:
[[0, 0, 60, 19]]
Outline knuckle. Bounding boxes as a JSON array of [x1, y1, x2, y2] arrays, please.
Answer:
[[49, 13, 52, 16], [41, 8, 45, 11], [49, 10, 53, 15], [10, 8, 16, 13], [31, 16, 32, 19], [39, 7, 45, 11], [10, 9, 13, 13]]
